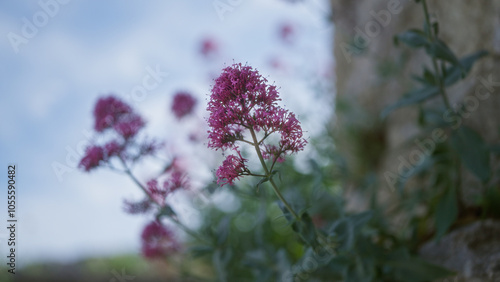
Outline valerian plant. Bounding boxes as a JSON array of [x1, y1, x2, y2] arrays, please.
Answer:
[[383, 0, 500, 245], [79, 62, 455, 281], [78, 94, 203, 260]]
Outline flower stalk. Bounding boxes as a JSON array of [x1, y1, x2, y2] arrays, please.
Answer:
[[118, 156, 209, 244], [421, 0, 453, 112], [249, 127, 300, 221]]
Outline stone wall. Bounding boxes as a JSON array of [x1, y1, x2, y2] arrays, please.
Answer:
[[331, 0, 500, 279]]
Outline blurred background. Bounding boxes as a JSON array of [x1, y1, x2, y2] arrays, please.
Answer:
[[0, 0, 333, 279], [3, 0, 499, 281]]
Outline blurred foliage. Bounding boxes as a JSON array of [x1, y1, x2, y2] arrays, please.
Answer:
[[69, 1, 499, 281], [179, 128, 455, 281], [9, 255, 157, 281], [382, 0, 500, 246], [177, 0, 500, 281]]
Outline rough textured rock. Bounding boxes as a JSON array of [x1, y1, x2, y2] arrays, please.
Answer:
[[330, 0, 500, 279], [331, 0, 500, 205], [419, 220, 500, 281]]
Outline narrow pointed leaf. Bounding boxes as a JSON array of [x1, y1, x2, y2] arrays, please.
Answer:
[[434, 186, 458, 240], [450, 126, 491, 182], [381, 51, 488, 118]]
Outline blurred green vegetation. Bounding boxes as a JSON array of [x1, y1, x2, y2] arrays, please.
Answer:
[[6, 254, 212, 282]]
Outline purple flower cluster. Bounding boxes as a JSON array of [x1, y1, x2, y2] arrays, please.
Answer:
[[141, 221, 179, 259], [94, 96, 144, 138], [79, 146, 104, 172], [79, 95, 156, 172], [123, 198, 153, 215], [279, 23, 295, 44], [216, 151, 248, 186], [207, 63, 306, 185], [262, 144, 285, 163], [80, 94, 190, 260], [122, 163, 189, 214], [140, 165, 190, 208], [200, 37, 219, 59], [171, 92, 197, 119]]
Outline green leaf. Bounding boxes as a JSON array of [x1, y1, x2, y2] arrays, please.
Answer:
[[434, 186, 458, 240], [450, 126, 491, 182], [350, 211, 373, 228], [156, 205, 177, 219], [480, 187, 500, 218], [432, 22, 439, 36], [189, 245, 214, 258], [293, 247, 335, 278], [278, 201, 296, 224], [212, 249, 232, 282], [397, 156, 434, 192], [489, 144, 500, 155], [256, 177, 269, 192], [425, 40, 461, 67], [386, 258, 455, 282], [423, 68, 437, 85], [216, 216, 231, 245], [295, 213, 318, 248], [418, 106, 449, 127], [381, 51, 488, 118], [329, 218, 355, 251], [442, 50, 488, 83], [395, 29, 429, 48], [271, 169, 282, 183], [412, 67, 437, 86], [381, 85, 439, 118]]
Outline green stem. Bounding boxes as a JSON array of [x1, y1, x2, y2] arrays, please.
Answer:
[[248, 127, 300, 221], [249, 128, 270, 175], [455, 156, 466, 213], [118, 157, 209, 244], [270, 178, 300, 220], [247, 129, 336, 256], [421, 0, 453, 112], [170, 216, 209, 244]]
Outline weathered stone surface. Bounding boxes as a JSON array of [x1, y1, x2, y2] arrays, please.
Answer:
[[419, 220, 500, 281], [331, 0, 500, 279], [331, 0, 500, 204]]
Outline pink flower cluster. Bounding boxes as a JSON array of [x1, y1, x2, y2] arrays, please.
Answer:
[[171, 92, 197, 119], [80, 94, 189, 260], [79, 140, 130, 172], [207, 63, 306, 185], [200, 37, 219, 58], [79, 146, 104, 172], [79, 95, 157, 172], [216, 151, 248, 186], [93, 96, 144, 138], [262, 144, 285, 163], [123, 159, 189, 214], [146, 169, 189, 207], [141, 221, 180, 259], [279, 23, 295, 44]]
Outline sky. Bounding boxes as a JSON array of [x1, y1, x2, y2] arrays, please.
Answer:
[[0, 0, 334, 267]]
